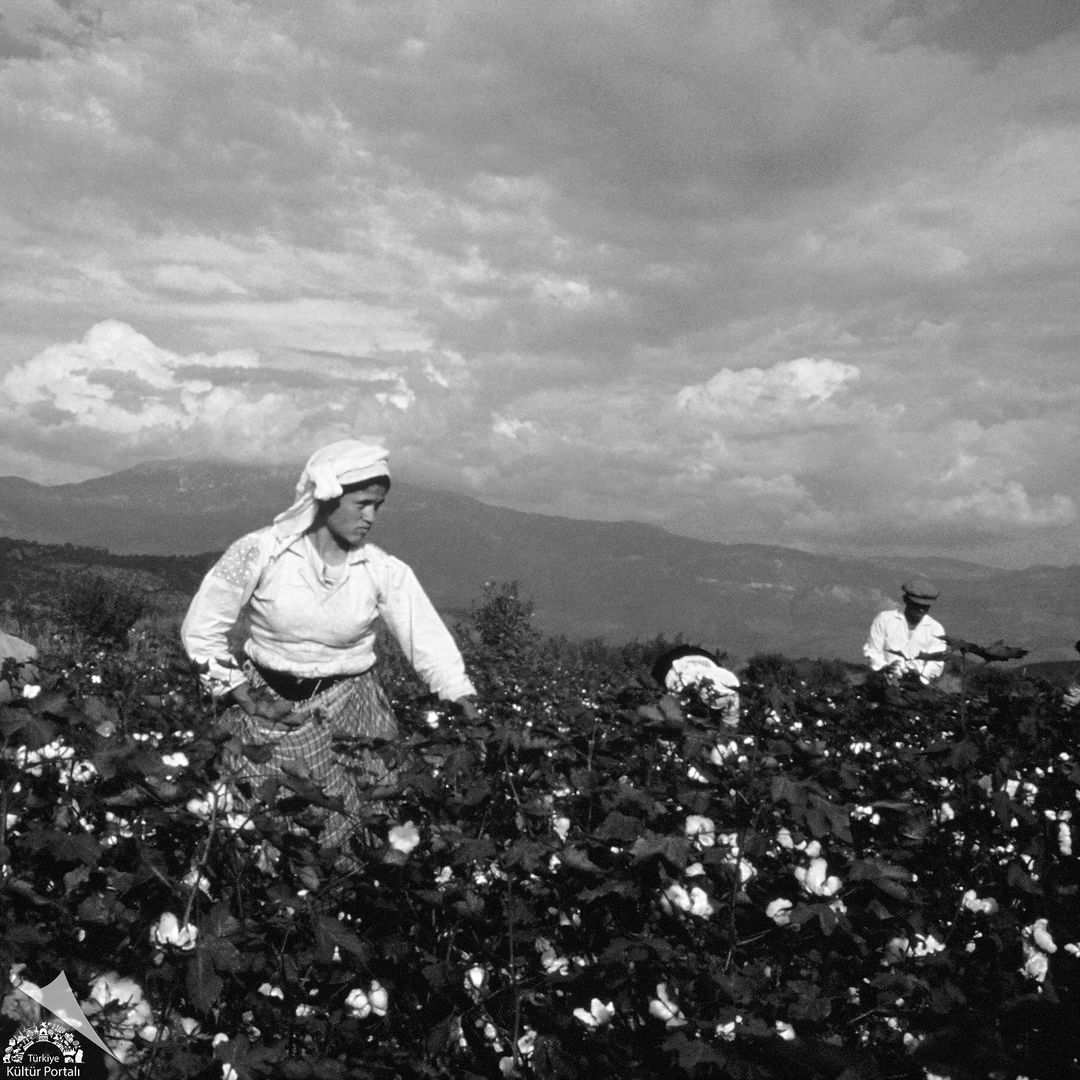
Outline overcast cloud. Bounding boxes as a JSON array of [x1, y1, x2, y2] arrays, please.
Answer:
[[1, 0, 1078, 566]]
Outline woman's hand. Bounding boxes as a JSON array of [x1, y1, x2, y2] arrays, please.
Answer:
[[454, 695, 481, 721], [227, 684, 306, 728]]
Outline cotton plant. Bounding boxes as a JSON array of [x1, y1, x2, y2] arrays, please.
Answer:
[[18, 738, 76, 777], [85, 972, 157, 1065], [715, 830, 757, 885]]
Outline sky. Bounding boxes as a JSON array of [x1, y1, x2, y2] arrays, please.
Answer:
[[1, 0, 1079, 568]]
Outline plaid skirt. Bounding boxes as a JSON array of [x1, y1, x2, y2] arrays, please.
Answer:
[[220, 663, 399, 849]]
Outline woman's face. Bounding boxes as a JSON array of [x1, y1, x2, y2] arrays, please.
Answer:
[[321, 481, 389, 549]]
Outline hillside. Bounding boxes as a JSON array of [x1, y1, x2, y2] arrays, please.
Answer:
[[2, 461, 1079, 663]]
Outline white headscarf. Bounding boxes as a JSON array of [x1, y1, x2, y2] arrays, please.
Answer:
[[664, 654, 740, 696], [270, 440, 389, 553]]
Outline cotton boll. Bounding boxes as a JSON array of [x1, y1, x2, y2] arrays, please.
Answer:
[[149, 913, 198, 951], [1021, 941, 1050, 983], [687, 886, 715, 918], [181, 869, 212, 896], [573, 998, 614, 1028], [684, 815, 717, 847], [709, 741, 740, 764], [766, 898, 793, 926], [1027, 919, 1057, 954], [961, 890, 999, 915], [345, 988, 371, 1018], [661, 883, 693, 914], [912, 934, 945, 957], [795, 857, 841, 897], [367, 981, 388, 1015], [388, 822, 421, 855], [648, 983, 685, 1028], [883, 937, 910, 966]]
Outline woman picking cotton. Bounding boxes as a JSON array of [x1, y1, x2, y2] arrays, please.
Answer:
[[181, 440, 478, 850], [651, 646, 741, 729]]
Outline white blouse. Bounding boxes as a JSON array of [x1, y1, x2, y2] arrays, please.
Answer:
[[181, 529, 475, 702]]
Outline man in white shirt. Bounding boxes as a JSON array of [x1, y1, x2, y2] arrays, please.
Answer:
[[863, 578, 947, 684]]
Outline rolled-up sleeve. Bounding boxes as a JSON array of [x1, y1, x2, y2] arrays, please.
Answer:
[[376, 556, 475, 701], [914, 622, 947, 682], [180, 534, 262, 697]]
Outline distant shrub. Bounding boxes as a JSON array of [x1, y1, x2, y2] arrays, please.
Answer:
[[61, 573, 147, 643], [470, 580, 541, 655], [742, 651, 803, 688]]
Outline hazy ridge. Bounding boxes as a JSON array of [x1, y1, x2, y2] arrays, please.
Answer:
[[2, 461, 1079, 665]]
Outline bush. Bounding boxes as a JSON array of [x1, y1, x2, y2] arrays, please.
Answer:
[[60, 574, 147, 644], [470, 581, 541, 657]]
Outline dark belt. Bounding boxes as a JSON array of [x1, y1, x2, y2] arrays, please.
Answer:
[[252, 663, 353, 703]]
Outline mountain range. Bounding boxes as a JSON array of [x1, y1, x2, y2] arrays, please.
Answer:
[[2, 460, 1079, 666]]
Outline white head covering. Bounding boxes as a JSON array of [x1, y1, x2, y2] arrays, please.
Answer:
[[664, 654, 740, 697], [271, 440, 389, 552]]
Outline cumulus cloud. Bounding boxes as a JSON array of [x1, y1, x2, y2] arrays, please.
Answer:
[[675, 358, 860, 423], [905, 483, 1077, 531], [0, 321, 424, 468], [492, 415, 537, 441]]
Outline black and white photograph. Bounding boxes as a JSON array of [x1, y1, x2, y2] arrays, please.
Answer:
[[2, 2, 1080, 1077]]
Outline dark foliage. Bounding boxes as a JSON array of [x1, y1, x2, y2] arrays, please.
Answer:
[[1, 584, 1078, 1079], [60, 574, 147, 644]]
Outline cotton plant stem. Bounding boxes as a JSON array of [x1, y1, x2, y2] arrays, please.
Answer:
[[963, 648, 972, 734], [181, 790, 221, 928], [506, 872, 522, 1067], [0, 764, 9, 866]]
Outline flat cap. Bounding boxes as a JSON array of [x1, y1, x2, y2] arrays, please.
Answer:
[[901, 577, 939, 602]]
